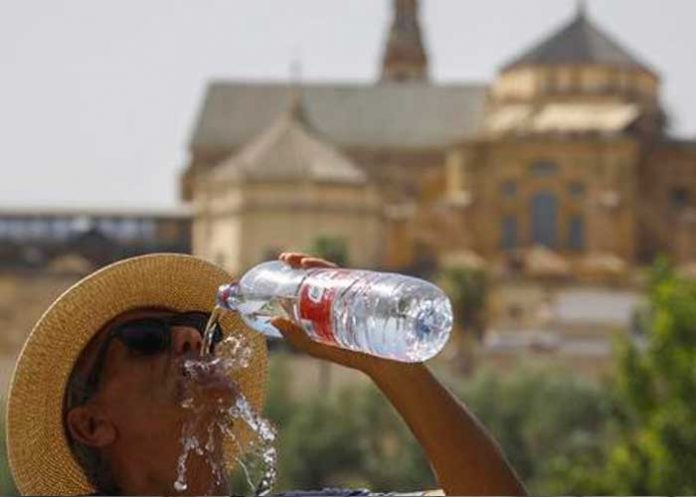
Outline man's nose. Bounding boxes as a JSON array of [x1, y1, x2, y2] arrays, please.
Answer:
[[171, 326, 203, 356]]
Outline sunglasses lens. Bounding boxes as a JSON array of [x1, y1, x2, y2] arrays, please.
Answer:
[[119, 321, 169, 355]]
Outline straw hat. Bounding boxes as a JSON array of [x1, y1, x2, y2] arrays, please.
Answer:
[[6, 253, 267, 495]]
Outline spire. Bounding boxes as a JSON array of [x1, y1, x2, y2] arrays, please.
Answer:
[[287, 57, 311, 128], [380, 0, 429, 83], [576, 0, 587, 20]]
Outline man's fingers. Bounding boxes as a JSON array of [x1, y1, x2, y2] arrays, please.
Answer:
[[270, 317, 373, 369], [300, 257, 338, 269], [271, 317, 328, 356], [279, 252, 339, 269], [279, 252, 306, 268]]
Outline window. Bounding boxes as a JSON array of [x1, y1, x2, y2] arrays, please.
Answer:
[[500, 180, 518, 199], [501, 216, 518, 250], [27, 220, 50, 239], [568, 215, 585, 250], [9, 219, 28, 239], [569, 182, 586, 200], [531, 192, 559, 248], [671, 187, 689, 209], [51, 218, 72, 239], [71, 216, 93, 234], [97, 218, 119, 238], [118, 219, 140, 240], [530, 161, 559, 178]]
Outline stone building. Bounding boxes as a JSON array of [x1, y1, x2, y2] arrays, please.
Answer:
[[182, 0, 696, 275], [192, 98, 383, 272]]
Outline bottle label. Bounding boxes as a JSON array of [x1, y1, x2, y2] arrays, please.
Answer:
[[298, 270, 354, 346]]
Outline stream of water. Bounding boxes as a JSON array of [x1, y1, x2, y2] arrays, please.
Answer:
[[173, 306, 278, 495]]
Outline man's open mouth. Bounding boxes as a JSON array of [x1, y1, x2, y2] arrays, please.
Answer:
[[178, 357, 239, 410]]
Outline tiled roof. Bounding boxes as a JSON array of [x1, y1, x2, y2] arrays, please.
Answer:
[[503, 10, 654, 73], [190, 82, 487, 151], [211, 100, 367, 185]]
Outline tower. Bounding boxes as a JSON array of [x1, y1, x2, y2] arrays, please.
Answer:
[[380, 0, 429, 82]]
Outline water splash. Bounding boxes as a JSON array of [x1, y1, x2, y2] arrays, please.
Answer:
[[176, 324, 278, 496], [201, 305, 224, 357]]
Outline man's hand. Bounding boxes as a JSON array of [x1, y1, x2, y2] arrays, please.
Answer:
[[271, 252, 396, 376]]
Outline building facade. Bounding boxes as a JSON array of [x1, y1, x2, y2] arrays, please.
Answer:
[[0, 208, 191, 268], [182, 0, 696, 276]]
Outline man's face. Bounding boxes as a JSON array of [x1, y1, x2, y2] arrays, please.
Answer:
[[66, 309, 236, 495]]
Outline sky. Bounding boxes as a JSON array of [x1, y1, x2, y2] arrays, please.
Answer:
[[1, 0, 695, 210]]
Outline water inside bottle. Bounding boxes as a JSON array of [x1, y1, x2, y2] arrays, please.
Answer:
[[231, 294, 297, 339], [173, 306, 278, 495]]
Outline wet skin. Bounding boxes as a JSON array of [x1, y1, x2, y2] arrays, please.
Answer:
[[65, 309, 235, 496]]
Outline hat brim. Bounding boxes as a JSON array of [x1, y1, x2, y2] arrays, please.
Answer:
[[6, 254, 267, 495]]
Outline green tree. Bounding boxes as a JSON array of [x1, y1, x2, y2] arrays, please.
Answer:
[[454, 366, 611, 495], [595, 260, 696, 494], [263, 357, 435, 493], [351, 386, 435, 492], [309, 237, 348, 267], [438, 266, 488, 371], [277, 387, 367, 490], [438, 266, 488, 340], [0, 403, 18, 495]]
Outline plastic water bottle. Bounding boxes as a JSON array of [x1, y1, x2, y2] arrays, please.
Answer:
[[216, 261, 453, 363]]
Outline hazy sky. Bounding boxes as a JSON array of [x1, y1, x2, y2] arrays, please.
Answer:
[[2, 0, 695, 210]]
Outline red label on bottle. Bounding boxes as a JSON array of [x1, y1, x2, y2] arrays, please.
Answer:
[[298, 270, 354, 346]]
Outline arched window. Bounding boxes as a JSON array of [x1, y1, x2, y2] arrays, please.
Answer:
[[531, 191, 558, 248]]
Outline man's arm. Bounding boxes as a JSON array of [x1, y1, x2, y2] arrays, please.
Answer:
[[271, 253, 526, 496], [366, 360, 526, 496], [272, 317, 525, 496]]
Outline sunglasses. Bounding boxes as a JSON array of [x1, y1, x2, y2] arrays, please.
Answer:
[[75, 311, 223, 406]]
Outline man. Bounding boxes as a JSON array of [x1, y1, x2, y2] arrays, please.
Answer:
[[7, 253, 525, 496]]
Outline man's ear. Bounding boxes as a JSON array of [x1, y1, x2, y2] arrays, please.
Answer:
[[66, 405, 117, 448]]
